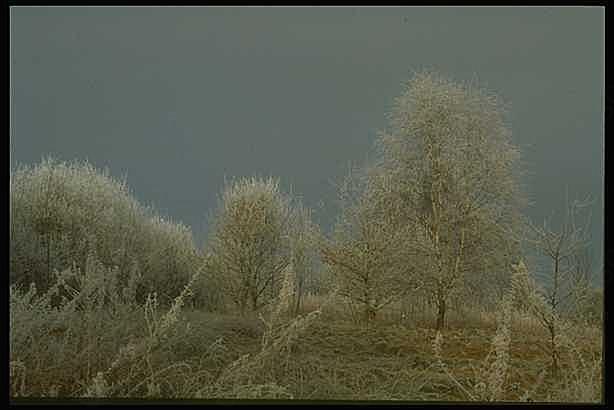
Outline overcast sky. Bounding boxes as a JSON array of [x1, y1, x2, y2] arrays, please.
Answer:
[[10, 6, 604, 281]]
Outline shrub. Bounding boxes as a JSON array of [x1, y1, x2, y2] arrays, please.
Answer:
[[136, 215, 201, 304]]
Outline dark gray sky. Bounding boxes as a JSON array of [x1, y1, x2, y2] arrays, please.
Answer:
[[10, 7, 604, 278]]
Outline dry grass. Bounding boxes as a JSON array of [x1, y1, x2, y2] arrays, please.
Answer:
[[10, 282, 602, 403]]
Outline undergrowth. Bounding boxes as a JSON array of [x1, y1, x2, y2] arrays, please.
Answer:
[[9, 257, 602, 402]]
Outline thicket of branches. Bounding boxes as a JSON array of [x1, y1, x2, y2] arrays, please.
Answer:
[[9, 157, 202, 304]]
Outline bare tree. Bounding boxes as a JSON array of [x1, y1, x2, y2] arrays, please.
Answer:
[[526, 197, 594, 313], [207, 177, 293, 314], [523, 195, 594, 376], [372, 71, 524, 330]]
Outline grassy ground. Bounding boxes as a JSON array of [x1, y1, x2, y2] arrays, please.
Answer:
[[162, 307, 602, 402], [10, 288, 602, 402]]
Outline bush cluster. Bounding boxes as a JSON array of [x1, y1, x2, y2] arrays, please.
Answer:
[[10, 157, 201, 304]]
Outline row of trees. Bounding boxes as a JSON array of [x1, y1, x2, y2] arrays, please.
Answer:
[[8, 159, 323, 314], [10, 71, 600, 331]]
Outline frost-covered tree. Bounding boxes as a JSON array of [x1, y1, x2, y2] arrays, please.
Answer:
[[373, 72, 524, 330], [206, 177, 293, 313], [321, 166, 423, 323], [9, 157, 200, 302]]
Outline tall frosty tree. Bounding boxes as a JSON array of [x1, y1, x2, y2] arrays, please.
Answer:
[[373, 72, 524, 330]]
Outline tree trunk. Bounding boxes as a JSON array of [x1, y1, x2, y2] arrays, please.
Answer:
[[251, 293, 259, 312], [364, 304, 376, 323], [238, 300, 247, 316], [46, 233, 53, 288], [549, 323, 559, 378], [236, 291, 248, 316], [436, 296, 446, 331], [294, 287, 302, 315]]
